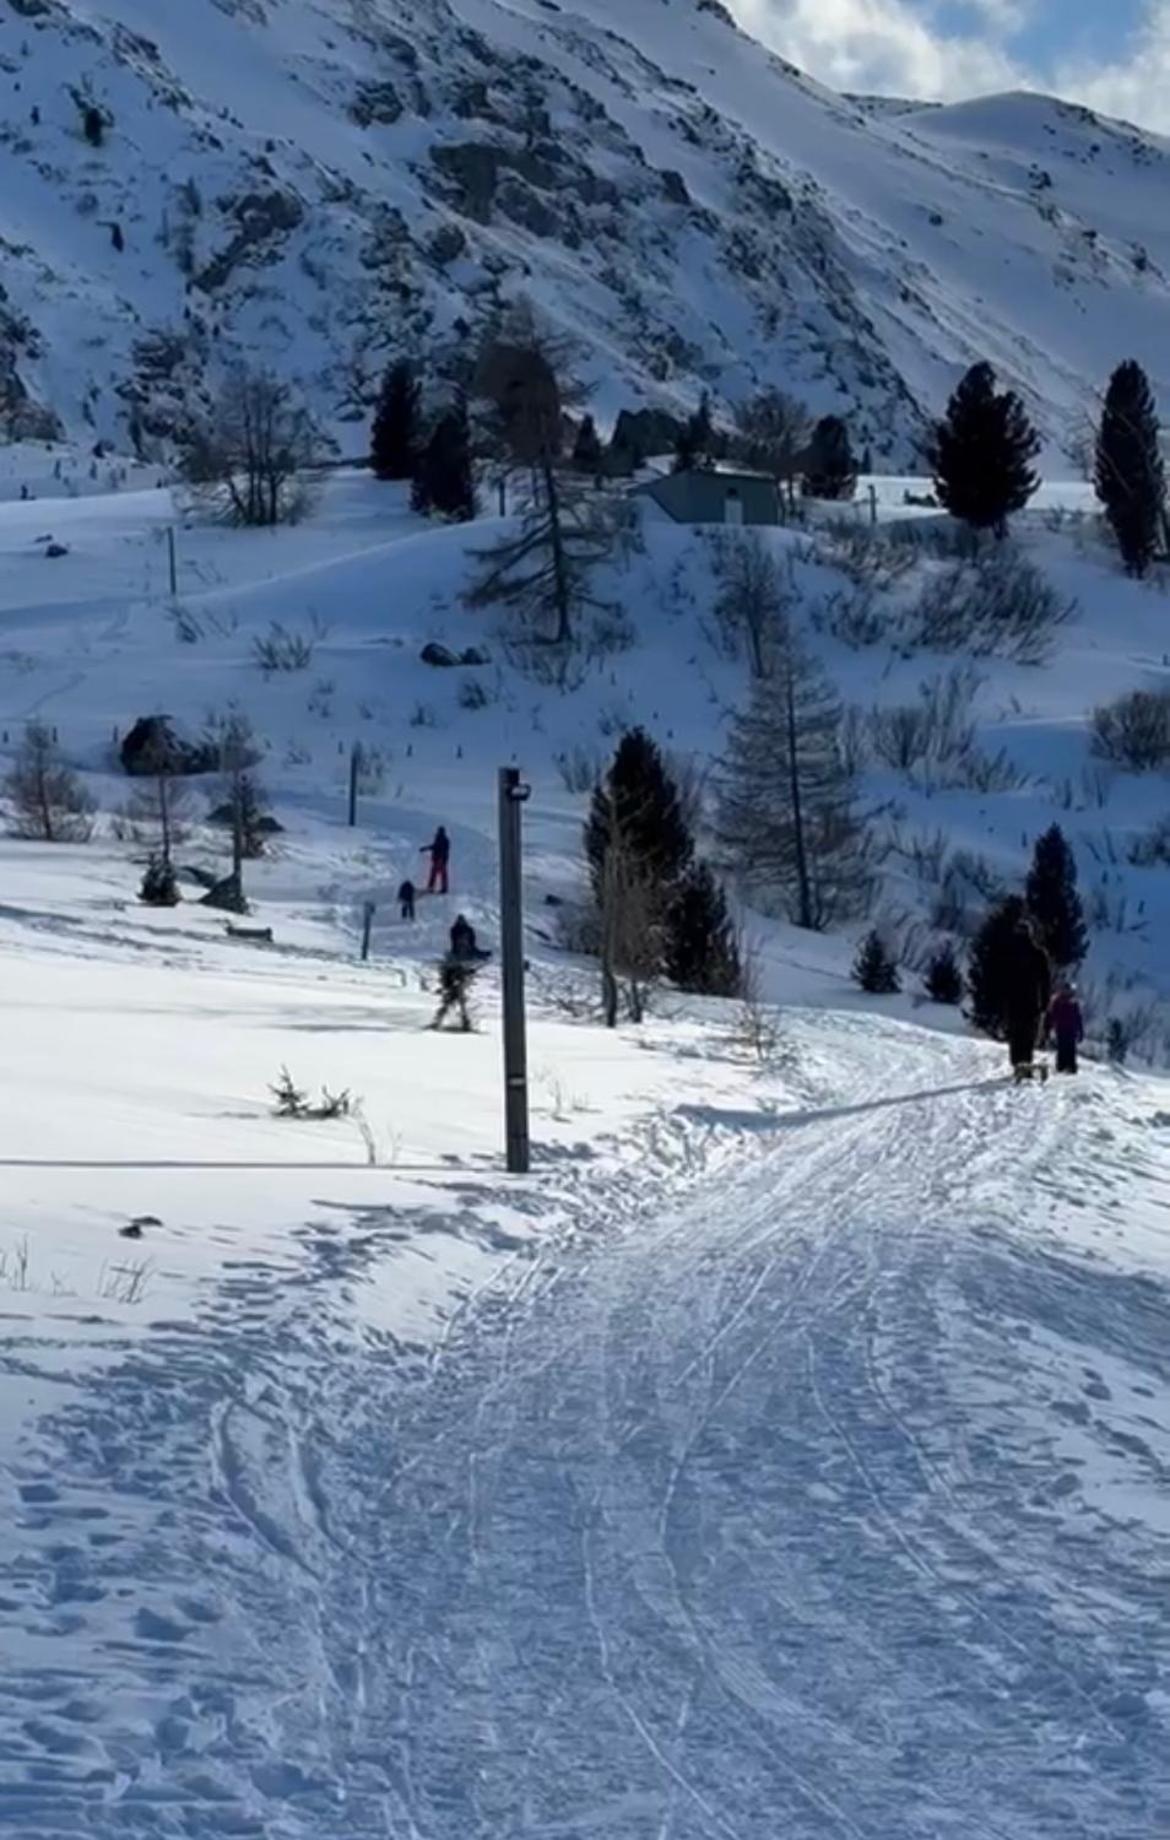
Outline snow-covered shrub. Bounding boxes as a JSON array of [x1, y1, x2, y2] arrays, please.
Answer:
[[812, 585, 885, 649], [556, 744, 601, 793], [1127, 815, 1170, 866], [817, 519, 917, 591], [252, 621, 315, 674], [906, 550, 1074, 662], [1091, 688, 1170, 771], [869, 667, 979, 775], [929, 848, 1005, 936]]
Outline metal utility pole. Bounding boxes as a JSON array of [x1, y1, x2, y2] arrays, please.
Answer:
[[348, 743, 361, 827], [498, 766, 531, 1174]]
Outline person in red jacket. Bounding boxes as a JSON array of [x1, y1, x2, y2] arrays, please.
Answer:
[[1047, 983, 1084, 1074], [420, 825, 450, 895]]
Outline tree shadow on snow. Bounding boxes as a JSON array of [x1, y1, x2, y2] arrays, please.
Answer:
[[680, 1077, 1010, 1136]]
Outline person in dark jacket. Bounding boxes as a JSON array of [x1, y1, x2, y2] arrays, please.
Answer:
[[449, 913, 492, 963], [421, 826, 450, 895], [398, 879, 416, 922], [431, 959, 476, 1032], [1047, 983, 1084, 1074], [1004, 917, 1052, 1071]]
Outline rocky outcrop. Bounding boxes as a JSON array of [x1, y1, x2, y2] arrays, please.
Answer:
[[194, 188, 304, 293]]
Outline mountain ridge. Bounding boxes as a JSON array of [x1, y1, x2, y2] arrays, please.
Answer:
[[2, 0, 1169, 461]]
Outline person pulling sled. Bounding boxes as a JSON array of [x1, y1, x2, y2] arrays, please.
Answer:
[[1003, 916, 1052, 1082]]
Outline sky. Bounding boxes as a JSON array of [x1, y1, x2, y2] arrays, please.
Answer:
[[733, 0, 1170, 133]]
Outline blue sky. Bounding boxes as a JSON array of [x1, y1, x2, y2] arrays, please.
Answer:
[[735, 1, 1170, 132]]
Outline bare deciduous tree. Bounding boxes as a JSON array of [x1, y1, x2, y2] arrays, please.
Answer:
[[710, 531, 793, 677], [733, 388, 811, 518], [3, 722, 94, 842], [181, 365, 317, 527], [598, 833, 662, 1028]]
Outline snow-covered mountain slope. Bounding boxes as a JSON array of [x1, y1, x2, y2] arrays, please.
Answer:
[[3, 0, 1170, 460]]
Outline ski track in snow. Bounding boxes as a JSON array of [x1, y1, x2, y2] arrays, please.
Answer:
[[1, 1018, 1168, 1837]]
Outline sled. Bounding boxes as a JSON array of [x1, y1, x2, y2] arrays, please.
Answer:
[[1012, 1059, 1049, 1085]]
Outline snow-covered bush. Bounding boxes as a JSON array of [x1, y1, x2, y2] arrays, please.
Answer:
[[905, 550, 1074, 662], [252, 621, 315, 674], [1091, 688, 1170, 771]]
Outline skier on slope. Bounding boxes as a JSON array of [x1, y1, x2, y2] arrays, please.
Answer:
[[1003, 915, 1052, 1074], [1047, 982, 1084, 1075]]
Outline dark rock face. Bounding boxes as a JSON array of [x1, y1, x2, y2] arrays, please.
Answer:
[[120, 715, 216, 777], [350, 81, 403, 128], [194, 189, 304, 293]]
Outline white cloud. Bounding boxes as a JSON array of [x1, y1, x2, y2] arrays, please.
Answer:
[[730, 0, 1170, 133], [1055, 2, 1170, 132], [731, 0, 1018, 100]]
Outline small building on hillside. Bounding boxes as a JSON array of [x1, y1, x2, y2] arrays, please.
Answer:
[[632, 463, 781, 526]]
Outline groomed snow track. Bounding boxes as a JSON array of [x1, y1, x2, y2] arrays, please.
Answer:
[[1, 1015, 1167, 1838]]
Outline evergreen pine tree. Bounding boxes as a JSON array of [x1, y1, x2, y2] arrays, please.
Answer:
[[1095, 360, 1166, 577], [413, 396, 475, 520], [966, 894, 1026, 1038], [1024, 823, 1087, 970], [802, 415, 857, 501], [715, 629, 871, 930], [664, 862, 742, 997], [585, 728, 693, 900], [929, 362, 1041, 536], [672, 391, 714, 473], [923, 941, 963, 1005], [371, 359, 421, 482], [852, 929, 901, 993], [573, 414, 603, 477]]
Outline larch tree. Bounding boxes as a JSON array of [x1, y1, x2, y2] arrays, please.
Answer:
[[733, 387, 810, 519], [468, 307, 611, 650], [3, 722, 94, 843], [716, 626, 871, 930], [1095, 360, 1166, 577], [929, 361, 1040, 537]]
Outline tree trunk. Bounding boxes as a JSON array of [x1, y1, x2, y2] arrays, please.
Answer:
[[783, 664, 812, 929], [159, 771, 172, 868], [37, 764, 54, 843], [543, 458, 572, 647]]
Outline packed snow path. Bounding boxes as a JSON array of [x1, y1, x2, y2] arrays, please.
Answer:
[[2, 1017, 1167, 1837]]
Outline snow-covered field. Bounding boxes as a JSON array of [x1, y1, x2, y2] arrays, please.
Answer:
[[0, 468, 1168, 1835]]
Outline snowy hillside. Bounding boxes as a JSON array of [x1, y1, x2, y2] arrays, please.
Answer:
[[3, 0, 1170, 459]]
